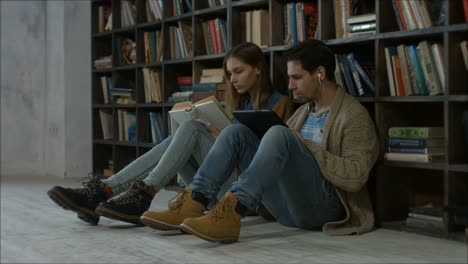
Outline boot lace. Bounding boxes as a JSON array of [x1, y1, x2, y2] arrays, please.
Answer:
[[210, 196, 234, 221], [111, 181, 146, 205], [76, 173, 103, 200], [168, 188, 190, 212]]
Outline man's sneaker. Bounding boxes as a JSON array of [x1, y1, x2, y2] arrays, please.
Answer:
[[180, 192, 241, 243], [95, 180, 155, 225], [140, 187, 205, 231], [47, 175, 109, 225]]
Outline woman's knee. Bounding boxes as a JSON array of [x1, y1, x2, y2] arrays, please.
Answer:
[[179, 119, 205, 131], [221, 124, 251, 137]]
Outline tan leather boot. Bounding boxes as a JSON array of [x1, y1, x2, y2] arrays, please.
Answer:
[[140, 187, 205, 230], [180, 192, 241, 243]]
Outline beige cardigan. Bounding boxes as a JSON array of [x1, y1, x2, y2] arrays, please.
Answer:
[[286, 86, 379, 235]]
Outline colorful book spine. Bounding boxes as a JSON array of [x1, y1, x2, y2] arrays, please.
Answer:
[[387, 137, 444, 148], [387, 147, 444, 155]]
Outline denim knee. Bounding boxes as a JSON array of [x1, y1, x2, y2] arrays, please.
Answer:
[[178, 119, 205, 132], [219, 124, 252, 141]]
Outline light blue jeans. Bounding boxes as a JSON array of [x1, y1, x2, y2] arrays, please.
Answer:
[[103, 120, 236, 199], [190, 124, 345, 229]]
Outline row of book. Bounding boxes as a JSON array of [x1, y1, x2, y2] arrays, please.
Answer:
[[145, 0, 163, 21], [201, 18, 227, 55], [99, 109, 164, 144], [121, 0, 136, 28], [143, 30, 163, 63], [241, 9, 269, 48], [168, 21, 192, 60], [391, 0, 440, 31], [385, 40, 444, 97], [149, 112, 164, 143], [334, 53, 375, 97], [97, 5, 112, 33], [207, 0, 226, 8], [384, 127, 445, 163], [283, 2, 319, 44], [172, 0, 192, 16], [142, 68, 163, 103]]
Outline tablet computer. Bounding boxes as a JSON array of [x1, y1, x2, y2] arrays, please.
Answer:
[[232, 110, 288, 138]]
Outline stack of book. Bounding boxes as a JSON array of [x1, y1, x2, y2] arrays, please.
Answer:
[[111, 88, 135, 104], [384, 127, 445, 163], [94, 55, 112, 70], [168, 76, 193, 103], [192, 68, 226, 102], [406, 204, 444, 231], [346, 13, 375, 37]]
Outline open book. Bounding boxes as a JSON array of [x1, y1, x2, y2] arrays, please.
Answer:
[[169, 96, 233, 136]]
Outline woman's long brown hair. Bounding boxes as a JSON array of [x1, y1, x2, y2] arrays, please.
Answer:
[[223, 42, 273, 113]]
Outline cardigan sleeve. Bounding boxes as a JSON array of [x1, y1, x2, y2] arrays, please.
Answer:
[[272, 96, 295, 122], [300, 104, 379, 192]]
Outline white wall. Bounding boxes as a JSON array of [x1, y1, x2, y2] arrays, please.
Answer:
[[1, 0, 91, 179]]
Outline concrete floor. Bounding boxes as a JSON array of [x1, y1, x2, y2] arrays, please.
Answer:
[[1, 177, 467, 263]]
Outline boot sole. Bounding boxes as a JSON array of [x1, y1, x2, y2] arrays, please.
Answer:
[[179, 223, 238, 244], [95, 206, 142, 225], [47, 188, 99, 225], [140, 216, 182, 231]]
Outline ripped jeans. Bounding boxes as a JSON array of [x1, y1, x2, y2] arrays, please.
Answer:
[[190, 124, 345, 229]]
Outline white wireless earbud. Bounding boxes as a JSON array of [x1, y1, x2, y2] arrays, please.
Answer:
[[318, 73, 322, 83]]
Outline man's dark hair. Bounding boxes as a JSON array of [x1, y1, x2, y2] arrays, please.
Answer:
[[283, 39, 336, 81]]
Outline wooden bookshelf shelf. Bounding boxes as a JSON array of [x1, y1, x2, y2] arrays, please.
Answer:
[[91, 0, 467, 239], [383, 160, 447, 171]]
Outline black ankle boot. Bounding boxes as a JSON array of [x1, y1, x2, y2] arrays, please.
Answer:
[[95, 180, 155, 225], [47, 174, 109, 225]]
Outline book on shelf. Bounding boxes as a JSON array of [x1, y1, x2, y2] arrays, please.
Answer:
[[99, 110, 113, 140], [121, 0, 136, 28], [407, 212, 443, 222], [142, 68, 162, 103], [384, 152, 444, 163], [388, 127, 444, 139], [146, 0, 163, 21], [387, 147, 445, 155], [98, 5, 112, 33], [396, 44, 414, 96], [417, 40, 443, 95], [463, 0, 468, 23], [387, 137, 445, 148], [405, 216, 444, 231], [168, 96, 233, 136], [149, 112, 164, 143], [407, 45, 429, 95], [460, 40, 468, 72]]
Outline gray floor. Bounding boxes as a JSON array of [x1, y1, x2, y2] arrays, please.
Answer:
[[1, 177, 467, 264]]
